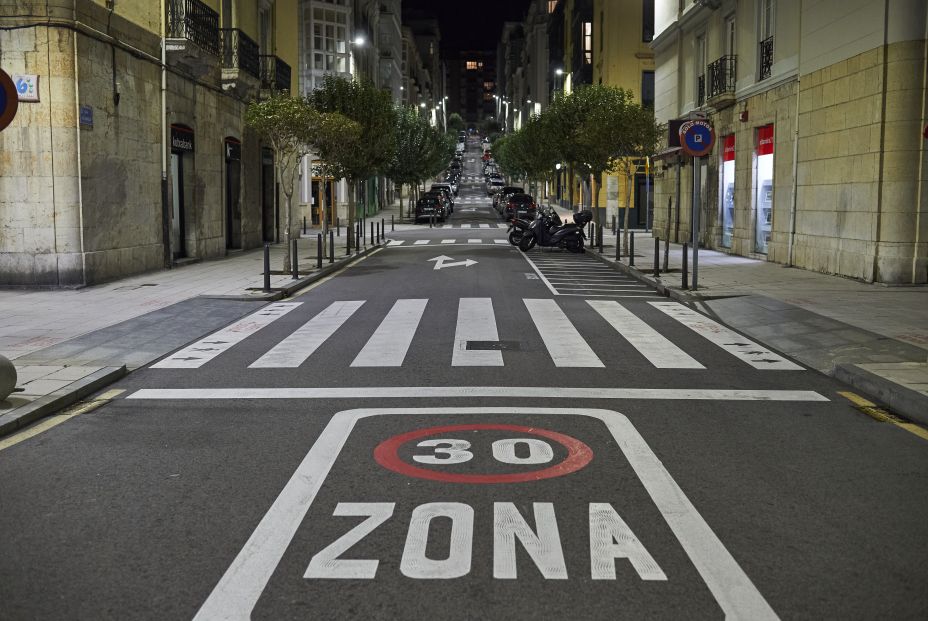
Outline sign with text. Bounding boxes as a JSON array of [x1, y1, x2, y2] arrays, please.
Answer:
[[13, 74, 39, 102], [171, 125, 195, 152], [679, 120, 715, 158]]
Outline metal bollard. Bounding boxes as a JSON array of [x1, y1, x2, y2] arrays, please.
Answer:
[[376, 222, 380, 245], [317, 233, 323, 269], [337, 217, 340, 237], [329, 230, 335, 264], [598, 222, 603, 254], [429, 214, 433, 229], [291, 239, 299, 279], [391, 214, 394, 232], [303, 216, 306, 235], [346, 226, 351, 256], [653, 237, 660, 277], [616, 230, 622, 261], [263, 243, 271, 292], [371, 221, 375, 246], [612, 215, 616, 235], [682, 242, 689, 289], [381, 218, 385, 240], [629, 232, 635, 267]]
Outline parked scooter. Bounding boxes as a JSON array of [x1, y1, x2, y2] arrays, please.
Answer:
[[507, 217, 533, 246], [518, 208, 592, 253]]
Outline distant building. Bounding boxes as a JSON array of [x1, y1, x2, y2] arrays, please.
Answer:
[[447, 51, 496, 129]]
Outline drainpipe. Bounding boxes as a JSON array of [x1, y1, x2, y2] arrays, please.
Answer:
[[160, 0, 170, 266], [72, 0, 86, 283], [787, 0, 803, 266]]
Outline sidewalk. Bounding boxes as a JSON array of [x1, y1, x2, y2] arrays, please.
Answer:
[[545, 202, 928, 425], [0, 236, 382, 435]]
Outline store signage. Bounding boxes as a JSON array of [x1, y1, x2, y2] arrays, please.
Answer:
[[13, 74, 39, 102], [0, 69, 19, 132], [723, 134, 735, 162], [171, 125, 195, 152], [79, 105, 93, 129], [757, 125, 774, 155], [679, 119, 715, 157]]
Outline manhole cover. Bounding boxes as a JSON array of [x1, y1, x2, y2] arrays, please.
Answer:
[[466, 341, 521, 351]]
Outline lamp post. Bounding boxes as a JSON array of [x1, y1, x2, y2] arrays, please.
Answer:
[[554, 68, 564, 95]]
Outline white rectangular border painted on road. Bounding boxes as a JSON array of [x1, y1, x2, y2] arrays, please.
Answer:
[[191, 407, 779, 621]]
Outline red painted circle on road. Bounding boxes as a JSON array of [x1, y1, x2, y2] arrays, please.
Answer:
[[374, 424, 593, 484]]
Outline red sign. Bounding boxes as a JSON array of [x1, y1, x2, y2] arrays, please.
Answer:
[[679, 119, 715, 157], [757, 124, 774, 156], [723, 135, 735, 162]]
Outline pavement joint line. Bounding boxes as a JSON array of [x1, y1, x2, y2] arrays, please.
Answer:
[[0, 389, 124, 451], [837, 391, 928, 441]]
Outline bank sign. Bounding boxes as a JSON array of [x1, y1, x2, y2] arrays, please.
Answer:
[[193, 407, 777, 619]]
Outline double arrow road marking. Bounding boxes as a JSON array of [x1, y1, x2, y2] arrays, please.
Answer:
[[428, 255, 478, 270]]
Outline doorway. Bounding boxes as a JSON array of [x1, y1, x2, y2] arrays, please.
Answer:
[[170, 152, 186, 259], [261, 148, 276, 242], [225, 138, 242, 249]]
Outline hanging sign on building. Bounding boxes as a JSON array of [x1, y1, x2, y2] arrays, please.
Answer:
[[13, 74, 39, 102], [171, 125, 195, 152], [0, 69, 19, 132], [679, 119, 715, 157]]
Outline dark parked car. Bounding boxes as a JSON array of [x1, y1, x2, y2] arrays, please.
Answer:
[[423, 190, 452, 215], [493, 186, 524, 211], [415, 196, 446, 223], [502, 193, 537, 220], [429, 186, 455, 212]]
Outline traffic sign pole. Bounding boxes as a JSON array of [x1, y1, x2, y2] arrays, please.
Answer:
[[679, 120, 715, 293]]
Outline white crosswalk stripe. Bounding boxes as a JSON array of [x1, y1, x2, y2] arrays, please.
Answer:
[[152, 302, 301, 368], [453, 298, 503, 366], [524, 299, 604, 367], [650, 302, 804, 370], [249, 301, 364, 368], [351, 299, 428, 367]]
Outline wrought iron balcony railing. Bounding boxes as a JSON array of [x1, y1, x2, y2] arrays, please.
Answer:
[[221, 28, 260, 79], [167, 0, 220, 56], [260, 55, 292, 92], [697, 74, 705, 107], [759, 36, 774, 80], [707, 55, 736, 98]]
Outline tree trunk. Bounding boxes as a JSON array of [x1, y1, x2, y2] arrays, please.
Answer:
[[348, 180, 356, 251], [282, 191, 292, 272], [399, 184, 405, 219], [623, 173, 633, 256], [663, 196, 672, 271], [319, 174, 328, 258]]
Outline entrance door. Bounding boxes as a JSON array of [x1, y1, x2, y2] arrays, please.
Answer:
[[170, 152, 186, 259], [225, 144, 242, 249], [261, 150, 276, 243]]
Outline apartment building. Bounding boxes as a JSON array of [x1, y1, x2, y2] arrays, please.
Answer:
[[0, 0, 297, 286], [651, 0, 926, 284]]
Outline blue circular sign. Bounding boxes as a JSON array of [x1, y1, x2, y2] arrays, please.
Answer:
[[679, 120, 715, 157], [0, 69, 18, 132]]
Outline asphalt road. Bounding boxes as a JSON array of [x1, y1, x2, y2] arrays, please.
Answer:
[[1, 141, 927, 620]]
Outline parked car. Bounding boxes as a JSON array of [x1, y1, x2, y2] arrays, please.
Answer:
[[486, 178, 506, 196], [415, 196, 446, 222], [502, 193, 537, 220], [429, 185, 455, 212], [493, 186, 524, 211]]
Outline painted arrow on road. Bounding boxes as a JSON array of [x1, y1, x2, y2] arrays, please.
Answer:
[[428, 255, 478, 270]]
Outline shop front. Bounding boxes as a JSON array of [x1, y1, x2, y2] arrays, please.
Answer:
[[753, 124, 774, 254], [720, 134, 735, 248]]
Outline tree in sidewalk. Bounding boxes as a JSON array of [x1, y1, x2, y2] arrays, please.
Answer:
[[517, 114, 559, 200], [245, 92, 322, 271], [610, 104, 662, 256], [309, 75, 397, 247], [446, 112, 465, 135], [310, 111, 362, 256], [384, 106, 453, 219]]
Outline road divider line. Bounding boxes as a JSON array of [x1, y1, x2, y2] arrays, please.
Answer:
[[126, 387, 828, 401]]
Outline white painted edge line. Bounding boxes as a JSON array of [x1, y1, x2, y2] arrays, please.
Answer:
[[192, 407, 779, 621], [519, 251, 559, 296], [127, 387, 828, 401]]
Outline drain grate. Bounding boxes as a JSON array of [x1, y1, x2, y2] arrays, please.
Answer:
[[466, 340, 521, 351]]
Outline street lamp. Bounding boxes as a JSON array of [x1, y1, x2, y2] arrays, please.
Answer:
[[353, 34, 366, 47], [554, 68, 564, 94]]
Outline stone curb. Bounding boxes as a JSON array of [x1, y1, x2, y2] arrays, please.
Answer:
[[833, 364, 928, 427], [0, 366, 127, 437]]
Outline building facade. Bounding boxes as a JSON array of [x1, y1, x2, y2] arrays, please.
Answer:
[[651, 0, 927, 284], [448, 51, 496, 129], [0, 0, 297, 286]]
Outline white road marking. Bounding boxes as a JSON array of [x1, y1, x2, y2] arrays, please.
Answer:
[[351, 299, 427, 367], [191, 407, 780, 621], [305, 503, 394, 579], [518, 252, 559, 295], [413, 239, 430, 245], [650, 302, 804, 370], [429, 256, 478, 270], [442, 239, 456, 244], [249, 301, 364, 368], [587, 300, 705, 369], [388, 240, 405, 246], [128, 387, 827, 401], [152, 302, 301, 368], [524, 299, 604, 368], [468, 239, 482, 244], [452, 298, 503, 366], [494, 502, 567, 579], [494, 239, 508, 244], [480, 223, 491, 228], [401, 503, 474, 579]]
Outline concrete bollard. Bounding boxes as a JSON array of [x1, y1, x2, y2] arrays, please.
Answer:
[[0, 354, 18, 401]]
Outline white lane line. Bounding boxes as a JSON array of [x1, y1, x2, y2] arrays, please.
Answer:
[[129, 387, 827, 401], [413, 239, 430, 245], [650, 302, 804, 371], [470, 224, 479, 229], [388, 240, 405, 246], [191, 407, 779, 621], [468, 239, 482, 244], [452, 298, 503, 366], [524, 299, 604, 368], [558, 293, 661, 298], [587, 300, 705, 369], [494, 239, 508, 244], [249, 301, 364, 368], [442, 239, 456, 244], [479, 223, 491, 228], [519, 252, 559, 295], [152, 302, 302, 369], [350, 299, 428, 367]]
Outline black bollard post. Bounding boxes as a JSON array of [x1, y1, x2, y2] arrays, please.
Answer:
[[303, 216, 306, 235], [429, 214, 433, 229], [629, 232, 635, 267], [682, 242, 689, 289], [391, 214, 394, 232], [263, 243, 271, 292], [346, 226, 351, 256], [376, 222, 380, 245], [337, 217, 340, 237], [371, 221, 375, 246], [653, 237, 660, 277], [381, 218, 385, 240], [329, 230, 335, 263], [598, 222, 603, 254], [291, 239, 299, 279], [612, 215, 616, 235], [317, 233, 323, 269], [616, 229, 622, 261]]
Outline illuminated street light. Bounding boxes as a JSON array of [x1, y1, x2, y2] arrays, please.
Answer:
[[353, 34, 366, 46]]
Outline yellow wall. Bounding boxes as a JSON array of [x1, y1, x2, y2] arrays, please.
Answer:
[[274, 0, 299, 93], [89, 0, 160, 34], [234, 0, 259, 39]]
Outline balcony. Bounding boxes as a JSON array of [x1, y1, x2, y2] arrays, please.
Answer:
[[260, 55, 292, 93], [759, 36, 774, 80], [696, 74, 705, 107], [221, 28, 260, 97], [707, 55, 736, 109], [166, 0, 220, 77]]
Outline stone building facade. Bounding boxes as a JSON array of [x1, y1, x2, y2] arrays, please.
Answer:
[[651, 0, 927, 284], [0, 0, 297, 286]]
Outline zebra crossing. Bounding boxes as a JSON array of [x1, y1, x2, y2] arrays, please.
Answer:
[[388, 238, 509, 246], [523, 252, 658, 298], [152, 298, 804, 372], [436, 222, 501, 228]]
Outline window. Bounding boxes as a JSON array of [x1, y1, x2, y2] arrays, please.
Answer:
[[641, 71, 654, 108], [466, 61, 478, 70], [758, 0, 774, 79], [642, 0, 654, 42], [760, 0, 774, 40], [724, 14, 736, 56], [548, 0, 557, 13], [583, 21, 592, 64], [695, 34, 706, 105]]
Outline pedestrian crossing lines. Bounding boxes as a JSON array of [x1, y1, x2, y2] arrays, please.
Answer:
[[522, 252, 658, 298], [436, 223, 500, 229], [388, 239, 509, 246], [152, 298, 803, 372]]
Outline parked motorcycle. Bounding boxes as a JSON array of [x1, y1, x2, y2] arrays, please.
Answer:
[[518, 208, 592, 253], [507, 217, 533, 246]]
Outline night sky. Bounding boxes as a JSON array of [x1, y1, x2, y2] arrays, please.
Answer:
[[403, 0, 533, 53]]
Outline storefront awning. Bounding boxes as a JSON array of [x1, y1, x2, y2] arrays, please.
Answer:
[[653, 146, 683, 161]]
